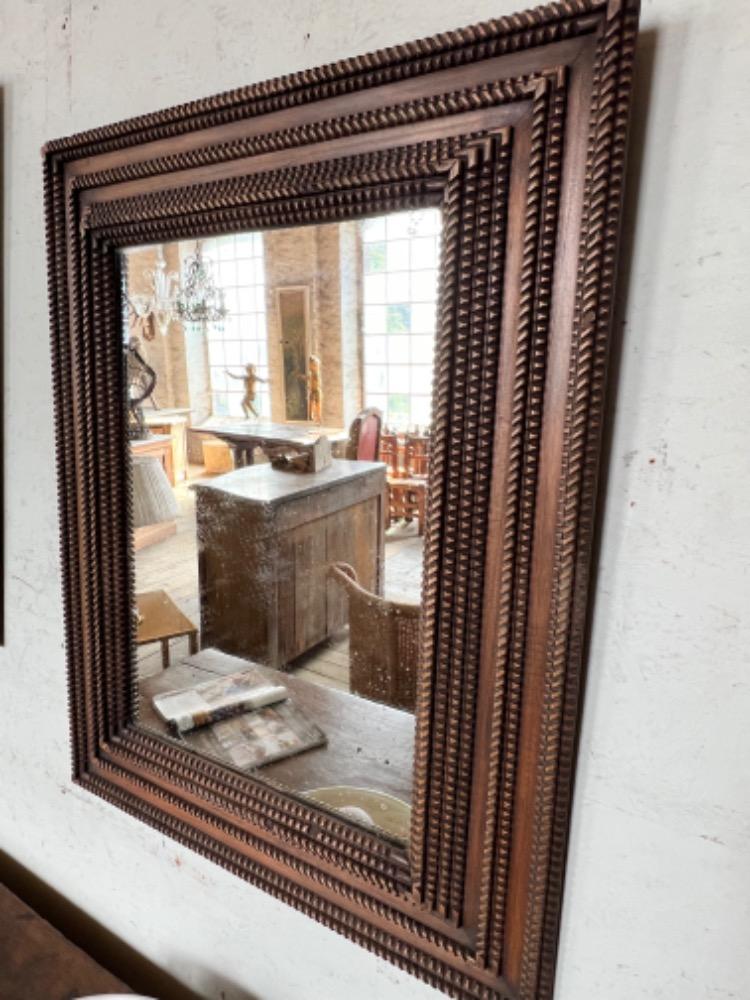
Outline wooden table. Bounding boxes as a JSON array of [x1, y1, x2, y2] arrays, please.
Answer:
[[143, 408, 190, 483], [136, 589, 199, 669], [138, 647, 414, 805], [0, 883, 132, 999], [197, 420, 348, 468], [193, 459, 385, 669], [131, 433, 175, 485]]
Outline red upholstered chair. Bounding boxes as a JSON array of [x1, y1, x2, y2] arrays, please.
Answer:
[[345, 408, 383, 462]]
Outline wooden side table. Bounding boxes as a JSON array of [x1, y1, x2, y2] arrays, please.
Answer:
[[136, 590, 199, 669], [143, 411, 189, 483], [139, 647, 414, 805], [131, 434, 175, 485]]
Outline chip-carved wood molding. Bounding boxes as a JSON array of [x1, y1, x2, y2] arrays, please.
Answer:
[[522, 6, 640, 997], [45, 2, 639, 997], [71, 77, 540, 196], [84, 133, 482, 232], [44, 0, 613, 162], [85, 130, 517, 899], [472, 70, 567, 973]]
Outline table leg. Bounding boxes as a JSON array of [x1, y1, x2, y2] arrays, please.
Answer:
[[161, 638, 170, 669], [189, 630, 199, 655], [231, 444, 255, 468]]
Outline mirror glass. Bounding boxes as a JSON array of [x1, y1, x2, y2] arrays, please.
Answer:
[[120, 208, 441, 844]]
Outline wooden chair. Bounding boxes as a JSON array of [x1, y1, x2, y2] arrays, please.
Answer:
[[329, 562, 420, 712], [388, 479, 426, 535], [345, 407, 383, 461], [381, 431, 429, 535], [404, 433, 430, 477], [378, 431, 399, 475]]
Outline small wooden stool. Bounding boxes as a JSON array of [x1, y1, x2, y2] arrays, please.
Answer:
[[202, 437, 234, 474], [136, 590, 199, 669]]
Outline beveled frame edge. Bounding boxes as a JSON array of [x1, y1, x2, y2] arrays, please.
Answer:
[[43, 2, 640, 998]]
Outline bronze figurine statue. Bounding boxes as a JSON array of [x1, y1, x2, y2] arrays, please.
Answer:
[[226, 363, 268, 419], [296, 354, 322, 423]]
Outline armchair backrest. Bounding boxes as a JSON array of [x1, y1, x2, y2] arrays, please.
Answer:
[[345, 407, 383, 462], [328, 562, 420, 712]]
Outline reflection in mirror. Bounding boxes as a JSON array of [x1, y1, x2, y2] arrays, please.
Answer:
[[120, 209, 441, 844]]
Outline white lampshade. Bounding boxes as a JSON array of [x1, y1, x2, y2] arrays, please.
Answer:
[[131, 455, 178, 527]]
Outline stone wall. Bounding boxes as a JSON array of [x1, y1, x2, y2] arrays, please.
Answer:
[[126, 226, 363, 432]]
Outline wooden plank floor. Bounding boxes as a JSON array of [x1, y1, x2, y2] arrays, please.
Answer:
[[134, 469, 424, 692]]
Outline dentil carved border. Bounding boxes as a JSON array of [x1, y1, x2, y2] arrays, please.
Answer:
[[44, 2, 639, 998]]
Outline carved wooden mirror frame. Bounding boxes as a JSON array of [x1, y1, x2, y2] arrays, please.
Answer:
[[44, 2, 639, 997]]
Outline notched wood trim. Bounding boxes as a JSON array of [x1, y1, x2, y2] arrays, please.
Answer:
[[45, 2, 639, 997]]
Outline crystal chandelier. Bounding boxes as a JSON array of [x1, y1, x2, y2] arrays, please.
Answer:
[[126, 245, 180, 338], [149, 249, 180, 336], [173, 241, 228, 325]]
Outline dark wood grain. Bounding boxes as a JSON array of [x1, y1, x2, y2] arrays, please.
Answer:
[[45, 2, 640, 997], [0, 884, 131, 1000]]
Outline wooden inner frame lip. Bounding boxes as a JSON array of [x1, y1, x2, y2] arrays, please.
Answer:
[[123, 703, 418, 873], [93, 742, 476, 952], [85, 762, 514, 999], [81, 126, 520, 895], [75, 101, 532, 210], [61, 34, 592, 179], [118, 722, 414, 870], [462, 103, 535, 935], [73, 122, 513, 918], [90, 183, 444, 255]]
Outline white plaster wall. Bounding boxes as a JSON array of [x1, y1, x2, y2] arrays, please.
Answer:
[[0, 1, 747, 998]]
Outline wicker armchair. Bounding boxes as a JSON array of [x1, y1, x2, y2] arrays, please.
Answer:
[[328, 562, 420, 712]]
